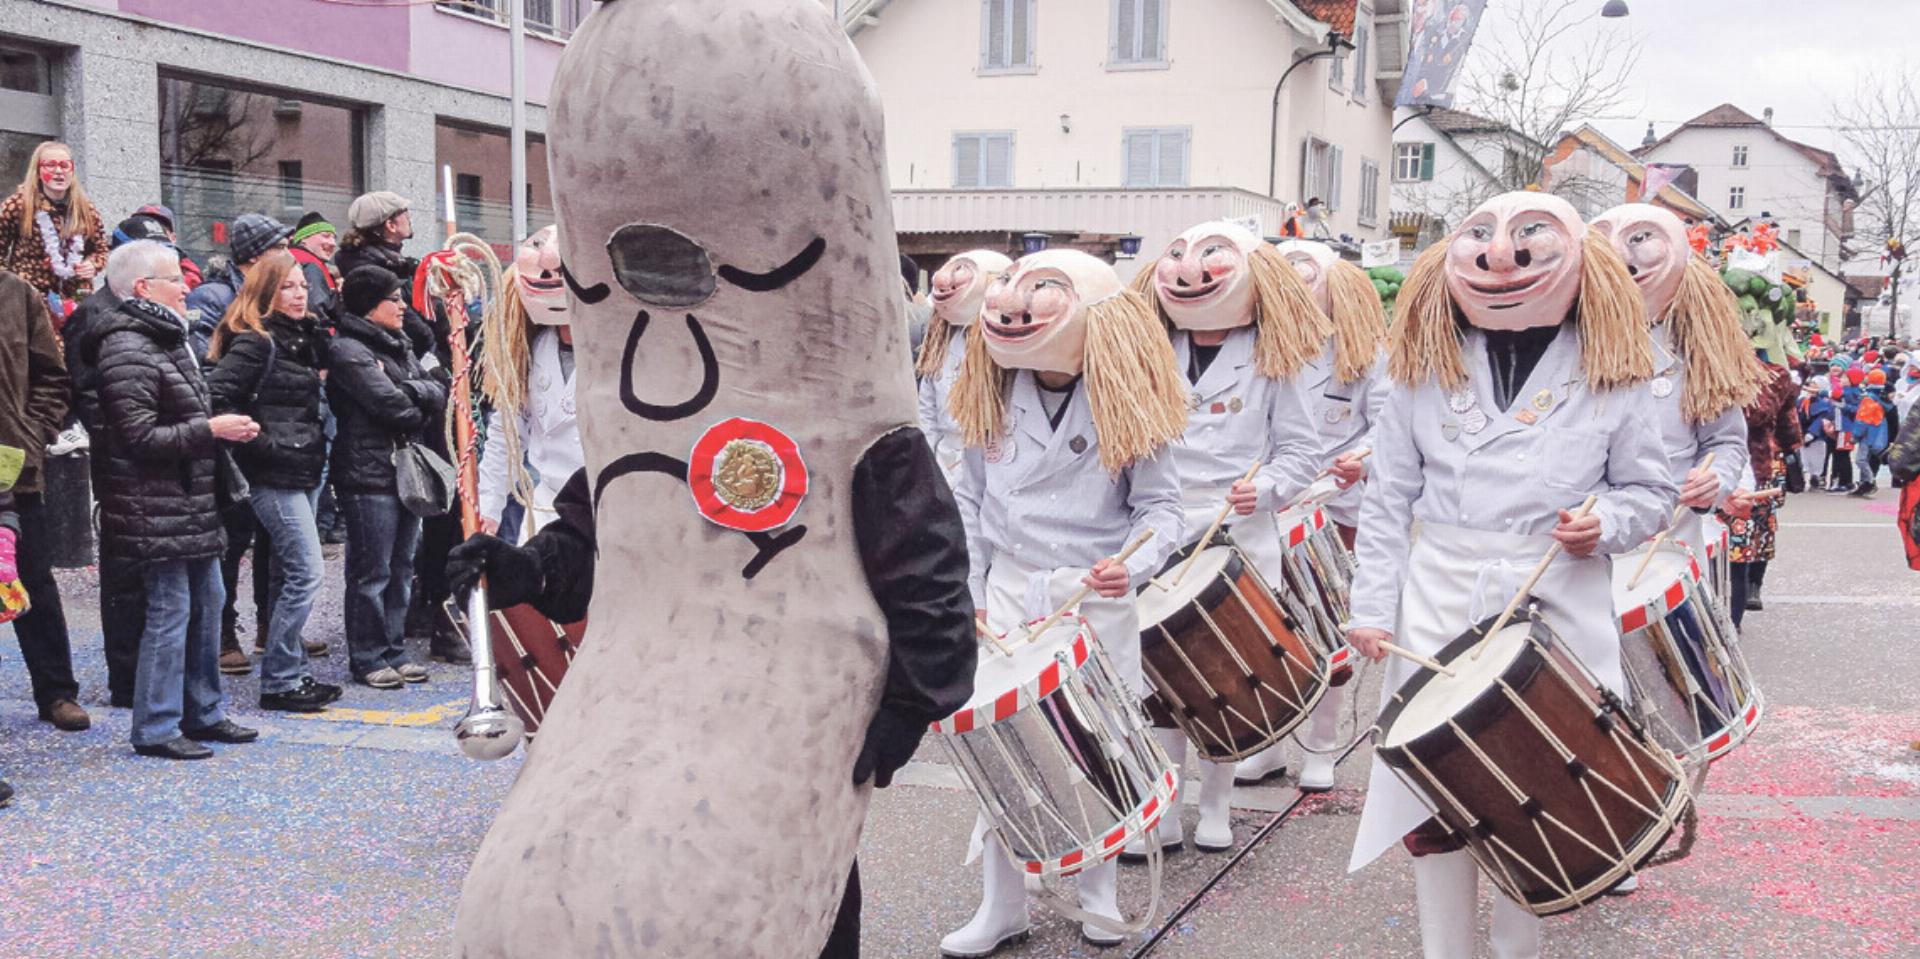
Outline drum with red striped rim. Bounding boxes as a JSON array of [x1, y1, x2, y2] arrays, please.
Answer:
[[935, 616, 1178, 880]]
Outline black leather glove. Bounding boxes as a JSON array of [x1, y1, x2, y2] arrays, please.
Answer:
[[446, 532, 542, 610], [851, 706, 927, 789]]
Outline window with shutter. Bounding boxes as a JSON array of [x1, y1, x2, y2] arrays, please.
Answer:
[[983, 135, 1012, 187], [1359, 159, 1380, 226], [954, 136, 982, 188], [1111, 0, 1167, 66], [982, 0, 1035, 72], [1158, 129, 1187, 186], [1122, 128, 1189, 187], [1421, 143, 1435, 180], [1330, 145, 1344, 211], [954, 133, 1013, 188], [1393, 142, 1425, 181], [1351, 23, 1370, 101]]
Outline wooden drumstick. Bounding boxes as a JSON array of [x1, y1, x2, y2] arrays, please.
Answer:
[[1472, 494, 1600, 661], [1286, 448, 1373, 512], [1173, 461, 1263, 587], [1627, 452, 1716, 589], [1378, 640, 1456, 678], [975, 618, 1013, 657], [1024, 530, 1158, 644]]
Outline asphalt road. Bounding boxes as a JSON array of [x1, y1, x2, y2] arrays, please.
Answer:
[[2, 486, 1916, 958]]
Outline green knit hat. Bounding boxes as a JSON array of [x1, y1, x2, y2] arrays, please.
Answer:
[[290, 210, 337, 247]]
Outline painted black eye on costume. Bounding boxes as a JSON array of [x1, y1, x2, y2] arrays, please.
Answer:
[[607, 224, 719, 308]]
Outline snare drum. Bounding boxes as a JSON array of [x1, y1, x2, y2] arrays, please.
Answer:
[[1136, 537, 1341, 762], [1268, 505, 1359, 686], [1613, 542, 1764, 768], [456, 602, 586, 738], [1374, 612, 1691, 916], [936, 617, 1179, 879]]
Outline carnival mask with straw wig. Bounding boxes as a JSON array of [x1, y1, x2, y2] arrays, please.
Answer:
[[1591, 202, 1764, 422], [1152, 221, 1262, 331], [1133, 221, 1329, 379], [952, 249, 1188, 471], [1275, 239, 1389, 385], [514, 225, 568, 323], [1587, 203, 1689, 324], [1444, 192, 1587, 331], [929, 249, 1011, 328], [1391, 191, 1651, 392]]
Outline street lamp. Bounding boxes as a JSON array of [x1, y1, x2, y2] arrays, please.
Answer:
[[1601, 0, 1629, 17], [1116, 234, 1143, 258], [1021, 232, 1051, 254]]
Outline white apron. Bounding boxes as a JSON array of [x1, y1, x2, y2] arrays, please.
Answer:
[[1348, 521, 1619, 872]]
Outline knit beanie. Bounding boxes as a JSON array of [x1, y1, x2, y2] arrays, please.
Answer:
[[341, 265, 404, 316], [290, 210, 337, 247]]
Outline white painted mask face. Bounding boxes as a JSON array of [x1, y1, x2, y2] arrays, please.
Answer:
[[515, 225, 568, 324], [1153, 221, 1261, 331], [1590, 203, 1688, 324], [929, 249, 1012, 328], [1275, 239, 1339, 316], [982, 250, 1122, 376], [1444, 192, 1585, 331]]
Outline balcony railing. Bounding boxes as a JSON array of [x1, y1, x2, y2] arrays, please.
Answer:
[[435, 0, 590, 40]]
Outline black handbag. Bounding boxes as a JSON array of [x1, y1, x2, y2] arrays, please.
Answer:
[[214, 335, 277, 509], [393, 439, 455, 518]]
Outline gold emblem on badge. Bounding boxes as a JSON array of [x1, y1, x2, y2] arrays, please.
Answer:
[[1229, 397, 1244, 414], [713, 439, 783, 511], [1531, 389, 1554, 412]]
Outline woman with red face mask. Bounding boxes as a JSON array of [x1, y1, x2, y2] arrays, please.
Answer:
[[0, 141, 108, 330]]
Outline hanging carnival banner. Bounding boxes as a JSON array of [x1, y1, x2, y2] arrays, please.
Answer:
[[1395, 0, 1489, 109]]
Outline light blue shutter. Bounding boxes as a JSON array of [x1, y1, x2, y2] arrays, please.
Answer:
[[955, 136, 981, 188]]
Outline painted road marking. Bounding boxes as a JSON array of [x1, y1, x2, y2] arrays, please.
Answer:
[[1780, 522, 1898, 529], [1765, 594, 1920, 606], [280, 697, 470, 727]]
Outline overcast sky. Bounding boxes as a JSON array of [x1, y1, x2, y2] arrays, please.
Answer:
[[1465, 0, 1919, 164]]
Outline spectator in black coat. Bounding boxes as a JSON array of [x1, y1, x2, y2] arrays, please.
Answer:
[[207, 252, 341, 714], [329, 265, 446, 689], [94, 240, 260, 760]]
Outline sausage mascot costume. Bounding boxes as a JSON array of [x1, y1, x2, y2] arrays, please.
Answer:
[[452, 2, 977, 956]]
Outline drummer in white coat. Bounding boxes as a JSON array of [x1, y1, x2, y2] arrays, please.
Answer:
[[1589, 204, 1760, 574], [1231, 239, 1395, 792], [917, 249, 1012, 484], [1344, 192, 1676, 959], [944, 249, 1188, 956], [476, 226, 583, 538], [1124, 221, 1326, 855]]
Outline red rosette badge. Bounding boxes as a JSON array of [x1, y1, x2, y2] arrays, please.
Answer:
[[687, 418, 809, 532]]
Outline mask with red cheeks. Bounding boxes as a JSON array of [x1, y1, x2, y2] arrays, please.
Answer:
[[1275, 239, 1337, 315], [1589, 203, 1688, 324], [1153, 221, 1261, 330], [1444, 192, 1585, 331], [515, 225, 568, 323], [982, 250, 1120, 375], [929, 249, 1012, 328]]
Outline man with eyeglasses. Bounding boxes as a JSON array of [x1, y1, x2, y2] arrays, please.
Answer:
[[92, 239, 261, 759]]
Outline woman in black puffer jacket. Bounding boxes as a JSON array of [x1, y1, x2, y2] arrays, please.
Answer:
[[94, 239, 261, 758], [207, 251, 339, 713], [329, 265, 447, 689]]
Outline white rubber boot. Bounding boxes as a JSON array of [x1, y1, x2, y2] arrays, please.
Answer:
[[1607, 872, 1639, 895], [1297, 690, 1342, 793], [1123, 729, 1187, 859], [939, 833, 1032, 958], [1077, 859, 1126, 947], [1490, 887, 1542, 959], [1412, 850, 1478, 959], [1232, 743, 1288, 784], [1192, 759, 1238, 851]]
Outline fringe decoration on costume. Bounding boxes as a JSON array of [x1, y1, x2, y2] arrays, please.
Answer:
[[477, 265, 540, 514], [1668, 255, 1767, 425], [1574, 230, 1655, 391], [914, 315, 960, 379], [1081, 289, 1190, 473], [1386, 243, 1467, 389], [1386, 234, 1654, 391], [1246, 245, 1329, 380], [946, 322, 1012, 454], [1325, 259, 1389, 385]]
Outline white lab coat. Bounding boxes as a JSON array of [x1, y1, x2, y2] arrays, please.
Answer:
[[1164, 327, 1325, 575], [916, 331, 969, 485], [1301, 343, 1393, 528], [1644, 322, 1750, 567], [477, 327, 583, 537], [952, 371, 1185, 679], [1346, 324, 1677, 871]]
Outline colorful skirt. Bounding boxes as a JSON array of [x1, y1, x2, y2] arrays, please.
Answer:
[[1721, 455, 1788, 564]]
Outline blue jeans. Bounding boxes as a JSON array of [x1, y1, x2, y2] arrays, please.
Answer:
[[340, 493, 422, 679], [132, 557, 228, 746], [250, 486, 324, 694]]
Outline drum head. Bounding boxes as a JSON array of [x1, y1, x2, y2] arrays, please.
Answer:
[[1613, 544, 1696, 614], [945, 620, 1089, 724], [1138, 547, 1236, 628], [1381, 621, 1533, 749]]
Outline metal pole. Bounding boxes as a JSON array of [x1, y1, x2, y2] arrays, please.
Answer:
[[509, 0, 529, 242]]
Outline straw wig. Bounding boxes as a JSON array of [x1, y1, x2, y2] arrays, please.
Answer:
[[1667, 255, 1767, 424], [1389, 229, 1654, 392]]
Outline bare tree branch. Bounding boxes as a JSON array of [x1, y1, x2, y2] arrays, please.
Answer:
[[1832, 70, 1920, 337]]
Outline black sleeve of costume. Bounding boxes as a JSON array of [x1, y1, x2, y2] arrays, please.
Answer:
[[851, 426, 977, 724], [521, 467, 596, 624]]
